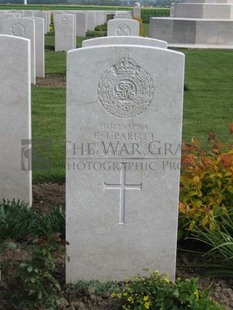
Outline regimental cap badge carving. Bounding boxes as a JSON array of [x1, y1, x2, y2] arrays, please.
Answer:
[[117, 23, 131, 36], [97, 55, 155, 119], [11, 23, 25, 37], [61, 16, 69, 24]]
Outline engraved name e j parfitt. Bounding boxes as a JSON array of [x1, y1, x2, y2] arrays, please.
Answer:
[[97, 55, 155, 119]]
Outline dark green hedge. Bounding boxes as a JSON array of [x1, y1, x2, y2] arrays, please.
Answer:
[[141, 8, 170, 23]]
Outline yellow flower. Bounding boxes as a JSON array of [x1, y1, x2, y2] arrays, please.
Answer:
[[143, 296, 149, 301], [144, 301, 150, 309], [127, 296, 133, 302], [194, 290, 199, 301], [110, 292, 116, 298]]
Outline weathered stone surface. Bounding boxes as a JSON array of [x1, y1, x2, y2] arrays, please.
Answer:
[[66, 45, 184, 283], [0, 35, 32, 205]]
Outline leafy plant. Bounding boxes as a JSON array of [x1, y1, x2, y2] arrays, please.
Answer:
[[188, 211, 233, 277], [35, 205, 65, 239], [95, 23, 107, 31], [111, 270, 224, 310], [179, 123, 233, 241], [0, 199, 65, 242], [1, 235, 63, 310], [0, 199, 36, 242], [86, 30, 107, 37]]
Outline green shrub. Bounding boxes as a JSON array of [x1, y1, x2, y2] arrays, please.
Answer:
[[111, 270, 224, 310], [95, 23, 107, 31], [1, 236, 62, 310], [0, 199, 36, 242], [141, 8, 170, 23], [86, 30, 107, 37], [0, 199, 65, 242], [35, 206, 65, 239], [189, 211, 233, 277], [179, 123, 233, 241]]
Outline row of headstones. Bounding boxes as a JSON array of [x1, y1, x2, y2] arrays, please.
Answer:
[[54, 13, 141, 52], [0, 32, 184, 283], [0, 9, 140, 79], [0, 10, 48, 83]]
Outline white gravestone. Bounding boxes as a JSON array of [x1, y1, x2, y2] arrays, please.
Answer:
[[0, 17, 36, 84], [86, 11, 96, 31], [75, 11, 87, 37], [95, 11, 106, 27], [107, 18, 139, 36], [0, 13, 15, 21], [34, 11, 47, 34], [133, 7, 141, 19], [66, 45, 185, 282], [114, 11, 132, 19], [82, 36, 168, 49], [54, 14, 76, 52], [31, 17, 45, 78], [0, 35, 32, 205], [22, 10, 34, 17]]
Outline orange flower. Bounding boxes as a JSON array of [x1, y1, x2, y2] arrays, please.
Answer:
[[228, 122, 233, 136], [220, 153, 233, 169], [181, 153, 195, 167], [179, 202, 187, 214]]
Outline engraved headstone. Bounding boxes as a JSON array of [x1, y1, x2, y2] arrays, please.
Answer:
[[86, 11, 96, 31], [133, 7, 141, 19], [66, 45, 185, 282], [0, 35, 32, 205], [34, 11, 48, 34], [75, 11, 87, 37], [0, 17, 36, 84], [107, 18, 139, 36], [82, 36, 168, 49], [114, 11, 132, 19], [54, 14, 76, 52], [25, 16, 45, 78], [0, 13, 15, 21], [95, 11, 106, 27]]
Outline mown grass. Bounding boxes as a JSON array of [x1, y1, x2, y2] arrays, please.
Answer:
[[32, 34, 233, 183], [179, 48, 233, 145]]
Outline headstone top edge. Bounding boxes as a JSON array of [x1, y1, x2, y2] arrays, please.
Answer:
[[83, 35, 167, 43], [0, 34, 30, 43], [67, 44, 185, 57]]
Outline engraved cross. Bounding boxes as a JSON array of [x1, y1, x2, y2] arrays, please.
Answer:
[[104, 165, 142, 224]]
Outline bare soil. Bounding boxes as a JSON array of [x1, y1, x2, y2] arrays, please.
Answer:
[[1, 74, 232, 309], [36, 74, 66, 88], [31, 183, 233, 310]]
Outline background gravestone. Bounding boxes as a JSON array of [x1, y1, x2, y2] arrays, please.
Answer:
[[107, 18, 139, 36], [54, 14, 76, 52], [0, 17, 36, 84], [66, 45, 185, 283], [29, 16, 45, 78], [82, 36, 168, 48], [75, 11, 87, 37], [0, 35, 32, 205]]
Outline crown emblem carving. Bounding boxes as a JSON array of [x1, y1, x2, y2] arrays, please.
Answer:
[[97, 55, 155, 119], [114, 55, 137, 75]]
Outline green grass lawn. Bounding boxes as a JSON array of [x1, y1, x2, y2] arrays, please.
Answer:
[[180, 48, 233, 145], [32, 34, 233, 183]]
